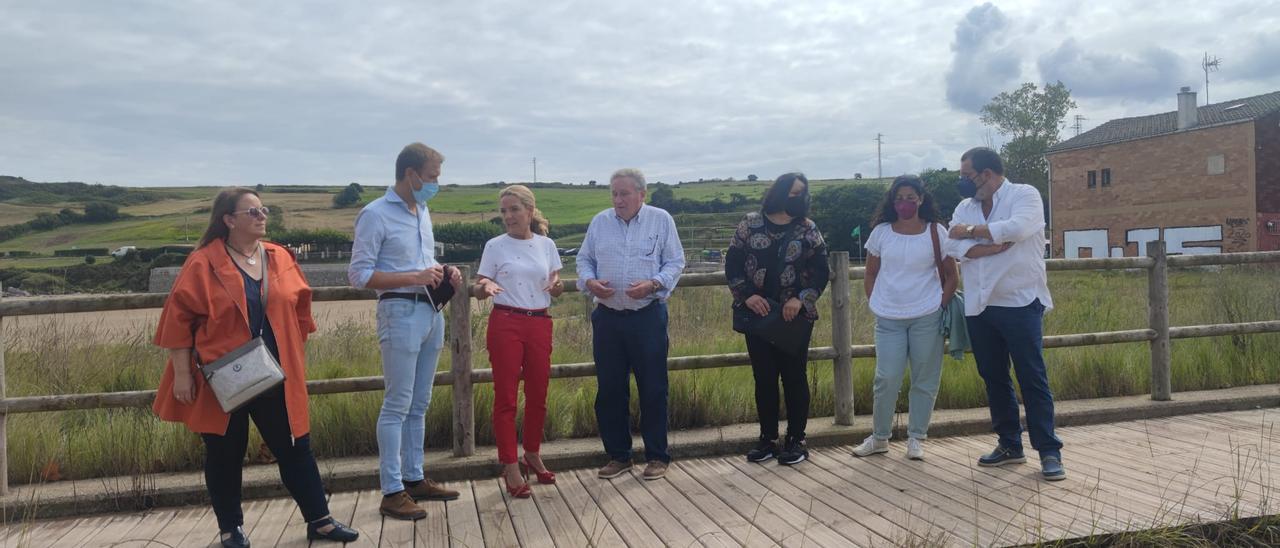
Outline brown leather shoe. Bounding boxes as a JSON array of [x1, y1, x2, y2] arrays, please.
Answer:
[[642, 461, 669, 481], [597, 460, 632, 479], [380, 491, 427, 521], [405, 478, 460, 501]]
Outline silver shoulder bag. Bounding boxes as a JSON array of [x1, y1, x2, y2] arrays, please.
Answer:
[[198, 246, 286, 413]]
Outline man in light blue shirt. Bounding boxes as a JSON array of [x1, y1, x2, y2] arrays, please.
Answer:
[[348, 142, 461, 520], [577, 168, 685, 481]]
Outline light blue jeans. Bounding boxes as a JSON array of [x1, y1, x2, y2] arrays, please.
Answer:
[[376, 299, 445, 495], [871, 310, 945, 440]]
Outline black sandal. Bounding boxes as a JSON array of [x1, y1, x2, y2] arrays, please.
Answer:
[[306, 517, 360, 542]]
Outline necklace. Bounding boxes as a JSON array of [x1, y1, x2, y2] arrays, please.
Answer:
[[229, 242, 260, 265]]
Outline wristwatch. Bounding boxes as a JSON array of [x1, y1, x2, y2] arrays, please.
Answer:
[[650, 279, 663, 293], [965, 225, 976, 238]]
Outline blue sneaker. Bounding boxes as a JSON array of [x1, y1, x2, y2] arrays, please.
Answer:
[[977, 445, 1026, 467], [1041, 456, 1067, 481]]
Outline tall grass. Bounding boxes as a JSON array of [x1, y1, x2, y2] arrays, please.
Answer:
[[3, 266, 1278, 484]]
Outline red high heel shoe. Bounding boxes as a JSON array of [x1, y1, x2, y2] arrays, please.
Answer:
[[519, 454, 556, 484], [504, 475, 532, 498]]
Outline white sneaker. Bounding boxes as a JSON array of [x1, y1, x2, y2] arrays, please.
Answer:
[[852, 435, 888, 457], [906, 438, 924, 460]]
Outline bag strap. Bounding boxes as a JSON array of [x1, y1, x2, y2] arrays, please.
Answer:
[[929, 222, 947, 286], [254, 245, 269, 337]]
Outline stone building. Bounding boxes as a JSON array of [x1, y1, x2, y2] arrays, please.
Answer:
[[1045, 88, 1280, 258]]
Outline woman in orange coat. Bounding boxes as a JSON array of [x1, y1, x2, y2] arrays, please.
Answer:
[[153, 187, 357, 548]]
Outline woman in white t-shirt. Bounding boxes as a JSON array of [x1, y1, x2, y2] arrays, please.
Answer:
[[472, 185, 563, 498], [853, 175, 958, 461]]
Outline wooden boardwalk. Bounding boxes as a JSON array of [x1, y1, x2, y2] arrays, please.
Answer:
[[2, 408, 1277, 547]]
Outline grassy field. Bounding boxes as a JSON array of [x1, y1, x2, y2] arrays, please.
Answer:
[[1, 180, 886, 256], [2, 265, 1278, 484]]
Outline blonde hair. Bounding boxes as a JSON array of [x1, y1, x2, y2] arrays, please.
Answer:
[[499, 184, 549, 236]]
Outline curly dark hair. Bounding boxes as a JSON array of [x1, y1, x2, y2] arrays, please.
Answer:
[[870, 175, 940, 226]]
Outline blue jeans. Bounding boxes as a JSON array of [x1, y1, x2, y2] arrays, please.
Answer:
[[591, 302, 670, 463], [376, 298, 445, 495], [967, 299, 1063, 458], [871, 310, 945, 440]]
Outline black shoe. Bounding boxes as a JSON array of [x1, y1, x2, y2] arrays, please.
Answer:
[[307, 517, 360, 542], [220, 526, 250, 548], [777, 435, 808, 465], [746, 437, 778, 462]]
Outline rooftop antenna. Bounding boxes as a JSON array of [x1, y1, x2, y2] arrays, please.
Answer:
[[873, 133, 884, 179], [1071, 114, 1088, 137], [1201, 52, 1221, 105]]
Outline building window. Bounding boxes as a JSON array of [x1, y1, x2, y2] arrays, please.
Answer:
[[1087, 170, 1097, 189], [1207, 154, 1225, 175], [1101, 168, 1111, 187]]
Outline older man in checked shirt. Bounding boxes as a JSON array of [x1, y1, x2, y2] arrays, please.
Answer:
[[577, 168, 685, 481]]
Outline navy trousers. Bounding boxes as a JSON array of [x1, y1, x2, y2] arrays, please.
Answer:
[[966, 299, 1063, 458], [591, 301, 671, 463]]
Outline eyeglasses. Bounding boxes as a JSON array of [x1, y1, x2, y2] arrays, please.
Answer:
[[231, 206, 271, 218]]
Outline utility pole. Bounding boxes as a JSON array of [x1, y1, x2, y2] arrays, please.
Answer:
[[874, 133, 884, 179], [1201, 52, 1221, 105], [532, 157, 537, 185]]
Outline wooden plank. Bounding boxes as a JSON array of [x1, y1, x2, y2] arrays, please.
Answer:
[[7, 516, 81, 547], [914, 437, 1136, 538], [416, 494, 451, 548], [662, 464, 777, 548], [244, 497, 297, 547], [527, 478, 591, 548], [638, 466, 746, 548], [472, 478, 520, 548], [496, 479, 554, 548], [682, 458, 848, 547], [946, 433, 1225, 526], [570, 469, 662, 547], [724, 456, 886, 547], [800, 447, 983, 546], [81, 511, 156, 547], [608, 468, 699, 547], [47, 516, 112, 547], [552, 466, 626, 548], [1075, 421, 1276, 505], [110, 509, 178, 547], [446, 481, 486, 548], [343, 490, 383, 548], [149, 507, 210, 548]]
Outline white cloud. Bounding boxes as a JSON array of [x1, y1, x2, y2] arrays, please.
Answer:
[[0, 0, 1276, 187]]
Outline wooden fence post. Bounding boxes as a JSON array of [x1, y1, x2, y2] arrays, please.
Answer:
[[830, 251, 855, 425], [1147, 241, 1172, 401], [0, 282, 6, 495], [450, 266, 475, 457]]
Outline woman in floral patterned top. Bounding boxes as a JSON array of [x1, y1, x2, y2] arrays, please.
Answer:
[[725, 172, 830, 465]]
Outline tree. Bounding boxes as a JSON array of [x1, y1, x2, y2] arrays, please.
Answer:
[[332, 183, 363, 208], [255, 183, 265, 192], [979, 81, 1076, 197], [809, 183, 886, 253], [921, 168, 963, 221], [84, 202, 120, 222], [588, 180, 597, 187], [266, 204, 286, 233], [747, 174, 759, 181], [648, 183, 676, 211]]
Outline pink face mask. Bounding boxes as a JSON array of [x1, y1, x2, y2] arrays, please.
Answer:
[[894, 200, 919, 219]]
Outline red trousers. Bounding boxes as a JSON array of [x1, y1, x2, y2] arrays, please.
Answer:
[[487, 308, 553, 464]]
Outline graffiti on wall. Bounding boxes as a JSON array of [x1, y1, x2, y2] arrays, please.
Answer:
[[1062, 225, 1225, 259], [1225, 218, 1251, 249]]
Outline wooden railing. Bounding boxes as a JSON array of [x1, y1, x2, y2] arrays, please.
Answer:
[[0, 245, 1278, 494]]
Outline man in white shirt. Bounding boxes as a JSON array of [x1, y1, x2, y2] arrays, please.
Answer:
[[944, 147, 1065, 481]]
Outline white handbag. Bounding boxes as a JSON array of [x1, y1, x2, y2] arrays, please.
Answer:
[[198, 246, 286, 413]]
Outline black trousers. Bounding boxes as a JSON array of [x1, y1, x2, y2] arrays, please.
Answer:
[[201, 386, 329, 532], [746, 326, 813, 441]]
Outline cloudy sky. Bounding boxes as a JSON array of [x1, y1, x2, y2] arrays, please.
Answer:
[[2, 0, 1277, 187]]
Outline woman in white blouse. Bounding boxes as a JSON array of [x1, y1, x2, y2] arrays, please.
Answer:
[[472, 185, 563, 498], [853, 175, 958, 460]]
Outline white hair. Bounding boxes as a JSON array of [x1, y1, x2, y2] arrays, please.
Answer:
[[610, 168, 646, 193]]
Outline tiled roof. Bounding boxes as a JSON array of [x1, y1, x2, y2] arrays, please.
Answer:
[[1046, 90, 1280, 154]]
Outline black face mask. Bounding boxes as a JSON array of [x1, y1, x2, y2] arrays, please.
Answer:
[[784, 194, 809, 218]]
